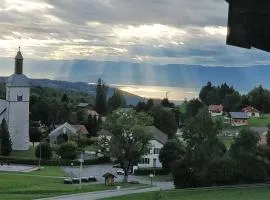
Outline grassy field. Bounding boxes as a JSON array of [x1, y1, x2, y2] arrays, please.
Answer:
[[248, 114, 270, 127], [0, 166, 139, 200], [103, 185, 270, 200]]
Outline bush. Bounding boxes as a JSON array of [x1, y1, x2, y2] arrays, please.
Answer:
[[35, 142, 52, 160], [206, 157, 239, 186], [57, 142, 78, 160], [134, 168, 168, 176]]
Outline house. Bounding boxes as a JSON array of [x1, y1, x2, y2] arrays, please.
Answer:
[[136, 126, 168, 169], [48, 122, 89, 144], [209, 105, 223, 116], [77, 103, 93, 109], [249, 127, 268, 146], [242, 106, 261, 118], [87, 109, 100, 118], [97, 129, 112, 140], [229, 112, 249, 126]]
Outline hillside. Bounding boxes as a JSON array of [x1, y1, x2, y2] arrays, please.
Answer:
[[0, 77, 144, 105]]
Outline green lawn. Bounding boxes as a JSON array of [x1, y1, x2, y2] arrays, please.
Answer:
[[248, 114, 270, 127], [103, 186, 270, 200], [0, 166, 139, 200]]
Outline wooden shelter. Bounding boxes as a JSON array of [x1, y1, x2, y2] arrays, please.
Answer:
[[102, 173, 116, 186]]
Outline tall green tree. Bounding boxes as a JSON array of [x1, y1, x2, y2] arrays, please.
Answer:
[[146, 99, 154, 110], [0, 119, 12, 156], [150, 106, 177, 139], [61, 93, 69, 103], [159, 140, 185, 171], [107, 90, 126, 113], [183, 107, 226, 168], [95, 78, 108, 115], [230, 128, 267, 183], [104, 109, 153, 182], [185, 99, 204, 119]]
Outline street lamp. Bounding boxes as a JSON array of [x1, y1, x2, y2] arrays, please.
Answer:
[[149, 173, 154, 187], [70, 162, 74, 179]]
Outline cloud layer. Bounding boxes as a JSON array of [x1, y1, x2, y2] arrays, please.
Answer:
[[0, 0, 270, 66]]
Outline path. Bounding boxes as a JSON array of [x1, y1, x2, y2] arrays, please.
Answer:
[[37, 183, 173, 200]]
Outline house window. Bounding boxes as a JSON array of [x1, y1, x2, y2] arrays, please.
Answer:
[[140, 158, 150, 164], [154, 148, 160, 154], [17, 95, 23, 101]]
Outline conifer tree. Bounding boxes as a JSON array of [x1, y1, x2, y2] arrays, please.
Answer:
[[0, 119, 12, 156]]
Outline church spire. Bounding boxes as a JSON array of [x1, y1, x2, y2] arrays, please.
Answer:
[[15, 47, 23, 74]]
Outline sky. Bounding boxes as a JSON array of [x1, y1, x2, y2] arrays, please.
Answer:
[[0, 0, 270, 100], [1, 0, 270, 65]]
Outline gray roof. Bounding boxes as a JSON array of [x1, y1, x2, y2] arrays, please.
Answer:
[[15, 51, 23, 60], [6, 74, 30, 87], [229, 112, 249, 119], [145, 126, 168, 144], [77, 103, 89, 108]]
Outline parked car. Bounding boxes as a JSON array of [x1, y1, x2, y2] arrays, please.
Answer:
[[117, 169, 125, 175], [113, 163, 121, 168]]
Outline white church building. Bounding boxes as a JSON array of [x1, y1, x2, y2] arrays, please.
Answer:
[[0, 48, 30, 150]]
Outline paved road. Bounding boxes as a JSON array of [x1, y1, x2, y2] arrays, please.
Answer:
[[37, 164, 174, 200], [38, 183, 173, 200]]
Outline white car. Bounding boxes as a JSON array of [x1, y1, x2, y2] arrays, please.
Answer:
[[116, 169, 125, 175]]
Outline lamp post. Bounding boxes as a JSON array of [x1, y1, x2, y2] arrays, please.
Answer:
[[38, 142, 41, 170], [149, 173, 154, 187], [70, 162, 74, 179]]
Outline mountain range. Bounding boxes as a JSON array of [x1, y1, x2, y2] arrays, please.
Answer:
[[1, 58, 270, 93]]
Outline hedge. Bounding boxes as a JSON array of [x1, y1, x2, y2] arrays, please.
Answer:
[[0, 156, 110, 166], [134, 168, 169, 176]]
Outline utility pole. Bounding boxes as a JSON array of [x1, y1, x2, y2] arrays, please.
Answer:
[[39, 142, 41, 169]]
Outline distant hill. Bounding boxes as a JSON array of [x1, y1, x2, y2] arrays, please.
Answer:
[[1, 59, 270, 93], [0, 77, 145, 105]]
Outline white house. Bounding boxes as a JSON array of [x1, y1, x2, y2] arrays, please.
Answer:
[[0, 48, 30, 150], [242, 106, 261, 118], [137, 126, 168, 169], [48, 122, 89, 144]]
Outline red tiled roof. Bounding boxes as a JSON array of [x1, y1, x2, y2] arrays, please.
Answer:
[[242, 106, 260, 113], [209, 105, 223, 113]]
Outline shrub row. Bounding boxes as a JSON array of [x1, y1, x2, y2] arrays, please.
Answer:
[[134, 168, 169, 176], [0, 156, 110, 166]]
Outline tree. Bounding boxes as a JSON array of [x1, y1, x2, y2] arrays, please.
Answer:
[[0, 119, 12, 156], [95, 78, 108, 115], [35, 142, 52, 160], [76, 109, 86, 123], [185, 99, 204, 119], [104, 109, 153, 182], [29, 127, 42, 146], [230, 128, 267, 183], [146, 99, 154, 110], [159, 140, 185, 171], [60, 103, 71, 122], [161, 98, 175, 108], [199, 82, 213, 102], [183, 107, 226, 168], [107, 90, 126, 113], [247, 86, 270, 113], [61, 93, 69, 103], [57, 142, 78, 160], [150, 107, 177, 139], [267, 124, 270, 146], [87, 114, 100, 136], [135, 101, 147, 112], [223, 91, 241, 112]]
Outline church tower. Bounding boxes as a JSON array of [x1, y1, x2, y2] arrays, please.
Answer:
[[6, 48, 30, 150]]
